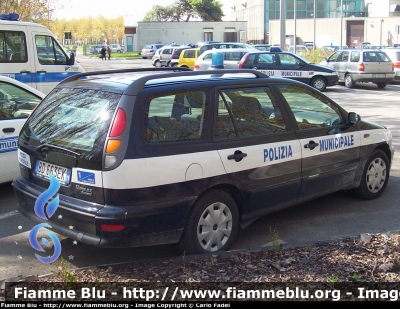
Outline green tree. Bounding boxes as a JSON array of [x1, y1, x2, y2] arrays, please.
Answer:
[[143, 0, 224, 22]]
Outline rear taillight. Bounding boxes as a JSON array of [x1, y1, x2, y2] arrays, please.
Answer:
[[238, 55, 247, 69], [393, 62, 398, 69], [160, 55, 163, 60], [105, 108, 126, 168], [100, 224, 125, 232], [194, 64, 200, 69], [110, 108, 126, 137], [358, 63, 365, 72]]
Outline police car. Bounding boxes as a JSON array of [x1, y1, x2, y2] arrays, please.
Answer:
[[0, 75, 44, 184], [12, 68, 393, 255], [238, 50, 339, 91]]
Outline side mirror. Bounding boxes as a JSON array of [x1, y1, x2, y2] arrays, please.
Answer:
[[67, 52, 75, 65], [348, 112, 360, 124]]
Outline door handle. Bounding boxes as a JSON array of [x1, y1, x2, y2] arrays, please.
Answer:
[[3, 127, 15, 133], [227, 150, 247, 162], [20, 70, 31, 74], [37, 70, 47, 74], [304, 140, 319, 150]]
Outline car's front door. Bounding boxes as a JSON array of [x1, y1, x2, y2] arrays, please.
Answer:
[[275, 83, 360, 198], [213, 85, 302, 223]]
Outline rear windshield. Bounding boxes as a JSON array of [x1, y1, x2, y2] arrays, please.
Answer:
[[363, 51, 391, 62], [20, 88, 120, 156]]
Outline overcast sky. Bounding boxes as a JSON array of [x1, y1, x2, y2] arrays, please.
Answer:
[[54, 0, 232, 21]]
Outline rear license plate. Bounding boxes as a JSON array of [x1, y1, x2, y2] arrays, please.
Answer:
[[35, 160, 71, 185], [372, 74, 385, 78]]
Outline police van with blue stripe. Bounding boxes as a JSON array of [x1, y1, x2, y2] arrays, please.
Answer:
[[0, 14, 84, 94], [238, 50, 339, 92], [12, 68, 394, 255]]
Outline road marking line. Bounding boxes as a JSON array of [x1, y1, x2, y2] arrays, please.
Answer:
[[0, 210, 19, 220]]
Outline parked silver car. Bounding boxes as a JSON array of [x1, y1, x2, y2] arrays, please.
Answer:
[[141, 44, 164, 59], [380, 48, 400, 82], [89, 45, 103, 54], [319, 48, 395, 88], [194, 48, 254, 70], [109, 44, 124, 53]]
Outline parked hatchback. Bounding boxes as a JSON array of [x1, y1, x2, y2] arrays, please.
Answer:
[[194, 48, 253, 70], [141, 44, 164, 59], [0, 75, 44, 184], [12, 68, 394, 255], [152, 45, 177, 67], [380, 48, 400, 82], [178, 47, 200, 70], [89, 45, 102, 54], [109, 44, 124, 53], [169, 46, 192, 67], [319, 49, 395, 88]]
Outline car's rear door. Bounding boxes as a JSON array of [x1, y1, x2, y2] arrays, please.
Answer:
[[214, 84, 302, 223]]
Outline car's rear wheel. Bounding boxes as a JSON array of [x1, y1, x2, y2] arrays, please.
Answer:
[[154, 61, 161, 68], [171, 63, 178, 67], [345, 74, 355, 88], [353, 149, 389, 200], [311, 76, 327, 92], [178, 190, 239, 255], [376, 82, 387, 89], [142, 57, 147, 59]]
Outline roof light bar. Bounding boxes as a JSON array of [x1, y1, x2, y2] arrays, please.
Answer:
[[0, 13, 20, 21]]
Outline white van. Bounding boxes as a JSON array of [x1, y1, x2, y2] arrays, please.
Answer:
[[0, 13, 85, 94]]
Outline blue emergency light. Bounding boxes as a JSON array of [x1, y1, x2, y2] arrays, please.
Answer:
[[210, 52, 224, 69], [0, 13, 20, 21]]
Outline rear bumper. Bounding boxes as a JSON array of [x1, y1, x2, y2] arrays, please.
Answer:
[[326, 75, 339, 86], [12, 176, 189, 248], [351, 72, 395, 83]]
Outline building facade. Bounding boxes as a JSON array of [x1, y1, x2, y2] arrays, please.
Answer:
[[231, 0, 400, 48]]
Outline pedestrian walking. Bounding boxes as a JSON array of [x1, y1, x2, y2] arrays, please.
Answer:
[[72, 44, 77, 55], [100, 46, 106, 60], [107, 45, 112, 60]]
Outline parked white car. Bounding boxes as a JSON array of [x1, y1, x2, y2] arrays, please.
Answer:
[[0, 75, 45, 184], [194, 48, 254, 70]]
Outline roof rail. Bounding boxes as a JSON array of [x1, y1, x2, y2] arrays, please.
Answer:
[[0, 13, 20, 21], [59, 67, 269, 95]]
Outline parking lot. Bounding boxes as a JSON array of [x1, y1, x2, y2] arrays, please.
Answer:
[[1, 56, 400, 281]]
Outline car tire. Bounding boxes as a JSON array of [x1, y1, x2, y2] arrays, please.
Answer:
[[171, 63, 178, 67], [178, 190, 239, 255], [345, 74, 355, 88], [311, 76, 327, 92], [142, 57, 147, 59], [353, 149, 389, 200], [376, 82, 387, 89], [154, 61, 161, 68]]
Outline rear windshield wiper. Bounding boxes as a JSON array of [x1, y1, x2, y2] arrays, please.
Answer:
[[36, 143, 81, 158]]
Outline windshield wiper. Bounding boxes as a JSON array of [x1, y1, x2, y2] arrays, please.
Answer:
[[36, 143, 81, 158]]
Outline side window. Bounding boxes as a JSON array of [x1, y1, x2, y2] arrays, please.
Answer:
[[215, 87, 286, 139], [145, 90, 209, 143], [0, 31, 27, 63], [258, 54, 275, 64], [279, 54, 300, 67], [0, 81, 41, 119], [184, 50, 196, 58], [277, 84, 345, 129], [244, 54, 256, 65], [327, 52, 340, 62], [338, 51, 349, 62], [35, 35, 68, 65], [350, 51, 360, 62]]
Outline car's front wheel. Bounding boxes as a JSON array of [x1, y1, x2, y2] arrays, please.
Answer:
[[345, 74, 355, 88], [178, 190, 239, 255], [353, 149, 390, 200], [311, 76, 327, 92]]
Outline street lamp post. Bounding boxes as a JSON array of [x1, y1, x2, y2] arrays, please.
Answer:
[[380, 18, 384, 45], [340, 0, 343, 49], [294, 0, 297, 51], [280, 0, 286, 49], [313, 0, 316, 50]]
